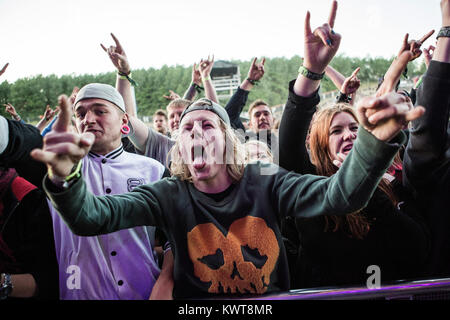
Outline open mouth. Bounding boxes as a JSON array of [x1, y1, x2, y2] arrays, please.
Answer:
[[341, 144, 353, 153], [191, 145, 206, 170]]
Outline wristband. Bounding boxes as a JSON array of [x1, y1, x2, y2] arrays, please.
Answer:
[[193, 83, 204, 93], [49, 161, 82, 189], [202, 75, 211, 82], [414, 75, 424, 90], [247, 78, 260, 86], [436, 26, 450, 39], [0, 273, 13, 300], [336, 92, 352, 104], [298, 65, 325, 80], [62, 160, 82, 188], [118, 71, 139, 87]]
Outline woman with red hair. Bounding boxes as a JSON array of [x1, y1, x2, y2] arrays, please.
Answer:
[[279, 5, 430, 288], [281, 97, 429, 290]]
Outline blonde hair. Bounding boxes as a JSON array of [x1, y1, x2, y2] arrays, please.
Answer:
[[169, 118, 246, 183], [166, 99, 191, 113], [244, 140, 274, 163]]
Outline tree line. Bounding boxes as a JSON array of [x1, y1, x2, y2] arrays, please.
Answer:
[[0, 54, 425, 122]]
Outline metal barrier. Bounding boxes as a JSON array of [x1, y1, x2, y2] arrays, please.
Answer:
[[246, 278, 450, 300]]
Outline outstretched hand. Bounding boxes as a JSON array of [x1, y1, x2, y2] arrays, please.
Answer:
[[423, 45, 435, 67], [101, 33, 131, 75], [303, 0, 341, 74], [191, 63, 202, 85], [43, 105, 56, 121], [198, 55, 214, 79], [163, 90, 181, 101], [247, 57, 265, 81], [341, 67, 360, 95], [69, 86, 80, 105], [356, 51, 425, 142], [397, 30, 435, 61], [4, 103, 18, 117], [31, 95, 95, 182]]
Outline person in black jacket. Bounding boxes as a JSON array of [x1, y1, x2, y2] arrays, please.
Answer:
[[0, 167, 59, 300], [403, 0, 450, 278], [278, 1, 430, 289]]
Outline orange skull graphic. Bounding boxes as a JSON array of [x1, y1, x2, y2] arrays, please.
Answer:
[[187, 216, 279, 294]]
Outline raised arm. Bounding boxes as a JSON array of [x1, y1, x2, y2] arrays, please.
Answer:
[[326, 66, 360, 105], [198, 55, 219, 103], [225, 57, 265, 131], [35, 105, 56, 133], [403, 0, 450, 189], [279, 1, 341, 174], [183, 63, 202, 101], [294, 0, 341, 97], [4, 103, 22, 122], [100, 33, 151, 153], [0, 62, 8, 77]]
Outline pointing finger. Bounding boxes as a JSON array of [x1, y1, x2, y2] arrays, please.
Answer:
[[351, 67, 361, 78], [419, 29, 435, 43], [0, 63, 9, 74]]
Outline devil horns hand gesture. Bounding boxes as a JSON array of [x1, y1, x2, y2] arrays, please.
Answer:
[[303, 0, 341, 74]]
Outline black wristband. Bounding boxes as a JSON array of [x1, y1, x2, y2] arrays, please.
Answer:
[[336, 92, 352, 103], [193, 83, 204, 93], [437, 26, 450, 39], [0, 273, 13, 300], [247, 78, 259, 86], [298, 65, 325, 80]]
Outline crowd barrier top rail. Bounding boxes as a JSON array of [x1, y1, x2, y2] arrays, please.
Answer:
[[200, 277, 450, 300]]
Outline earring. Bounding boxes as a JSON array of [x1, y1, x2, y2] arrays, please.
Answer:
[[121, 124, 130, 135]]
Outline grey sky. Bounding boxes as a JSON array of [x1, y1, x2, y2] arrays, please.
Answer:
[[0, 0, 441, 83]]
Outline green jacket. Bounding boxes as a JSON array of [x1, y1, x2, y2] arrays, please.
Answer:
[[44, 127, 405, 298]]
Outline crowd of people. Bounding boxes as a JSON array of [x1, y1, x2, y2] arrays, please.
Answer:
[[0, 0, 448, 300]]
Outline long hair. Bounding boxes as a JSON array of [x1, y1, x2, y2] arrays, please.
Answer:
[[169, 118, 246, 183], [309, 103, 397, 239]]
